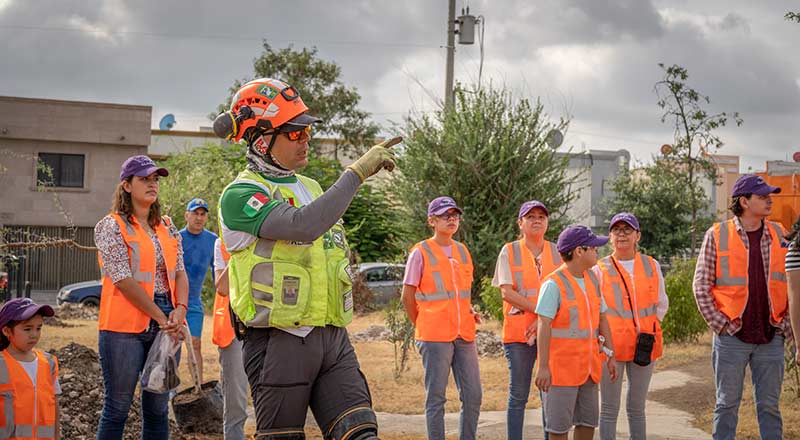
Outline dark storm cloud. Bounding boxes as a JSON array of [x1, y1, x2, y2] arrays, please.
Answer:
[[0, 0, 798, 168]]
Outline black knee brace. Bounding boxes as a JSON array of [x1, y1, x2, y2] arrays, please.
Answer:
[[254, 428, 305, 440], [325, 406, 379, 440]]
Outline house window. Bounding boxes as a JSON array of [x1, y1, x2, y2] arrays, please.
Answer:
[[37, 153, 85, 188]]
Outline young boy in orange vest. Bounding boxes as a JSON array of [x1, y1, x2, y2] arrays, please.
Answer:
[[401, 196, 482, 440], [0, 298, 61, 439], [534, 225, 617, 440]]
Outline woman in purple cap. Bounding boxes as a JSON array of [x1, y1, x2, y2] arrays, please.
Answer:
[[93, 155, 189, 440], [594, 213, 669, 440], [491, 200, 560, 440], [401, 196, 482, 440]]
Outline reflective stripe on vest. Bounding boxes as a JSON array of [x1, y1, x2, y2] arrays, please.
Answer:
[[711, 219, 788, 324], [98, 214, 179, 333], [598, 253, 663, 362], [413, 241, 471, 302], [500, 240, 561, 344], [0, 350, 58, 439], [413, 239, 475, 342], [545, 266, 602, 387], [221, 170, 353, 328]]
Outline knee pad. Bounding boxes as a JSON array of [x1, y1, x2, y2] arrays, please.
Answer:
[[254, 428, 305, 440], [325, 406, 379, 440]]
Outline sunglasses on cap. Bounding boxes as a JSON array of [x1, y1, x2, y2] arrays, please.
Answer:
[[283, 126, 311, 142]]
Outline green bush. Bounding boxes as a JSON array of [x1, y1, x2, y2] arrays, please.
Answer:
[[384, 298, 415, 379], [661, 257, 708, 343], [478, 276, 504, 323]]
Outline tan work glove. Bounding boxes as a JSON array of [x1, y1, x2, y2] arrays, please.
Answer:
[[347, 137, 401, 182]]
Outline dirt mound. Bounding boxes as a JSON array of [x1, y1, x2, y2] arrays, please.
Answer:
[[53, 343, 185, 440], [43, 316, 75, 327], [351, 325, 391, 342], [475, 330, 503, 357], [55, 303, 98, 320]]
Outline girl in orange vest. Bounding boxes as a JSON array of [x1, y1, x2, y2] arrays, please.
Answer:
[[94, 155, 189, 440], [401, 196, 482, 440], [211, 238, 249, 440], [534, 225, 617, 440], [492, 201, 560, 440], [0, 298, 60, 440], [594, 213, 669, 440]]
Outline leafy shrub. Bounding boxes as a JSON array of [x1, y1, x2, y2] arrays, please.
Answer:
[[478, 276, 504, 323], [384, 298, 415, 379], [661, 257, 707, 343]]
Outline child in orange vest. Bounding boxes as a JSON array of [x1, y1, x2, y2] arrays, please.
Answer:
[[0, 298, 61, 439], [401, 196, 482, 440], [534, 226, 617, 440]]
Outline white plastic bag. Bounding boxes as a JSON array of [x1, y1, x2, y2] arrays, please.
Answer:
[[141, 327, 185, 393]]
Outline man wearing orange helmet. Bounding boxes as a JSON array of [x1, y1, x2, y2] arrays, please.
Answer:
[[213, 78, 398, 440]]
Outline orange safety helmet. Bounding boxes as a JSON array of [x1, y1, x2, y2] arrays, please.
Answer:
[[213, 78, 319, 142]]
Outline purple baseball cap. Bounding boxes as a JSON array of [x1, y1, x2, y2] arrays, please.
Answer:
[[0, 298, 54, 330], [557, 225, 609, 254], [732, 174, 781, 197], [518, 200, 549, 219], [427, 196, 463, 217], [609, 212, 640, 232], [119, 155, 169, 181]]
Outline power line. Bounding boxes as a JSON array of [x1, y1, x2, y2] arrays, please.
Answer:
[[0, 24, 440, 49]]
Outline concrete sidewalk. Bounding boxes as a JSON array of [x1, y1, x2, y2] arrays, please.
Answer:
[[271, 369, 710, 439]]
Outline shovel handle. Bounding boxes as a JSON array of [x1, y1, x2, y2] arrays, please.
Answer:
[[182, 326, 203, 394]]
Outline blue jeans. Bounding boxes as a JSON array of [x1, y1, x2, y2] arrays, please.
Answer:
[[503, 343, 548, 440], [417, 338, 482, 440], [711, 333, 784, 440], [97, 293, 177, 440]]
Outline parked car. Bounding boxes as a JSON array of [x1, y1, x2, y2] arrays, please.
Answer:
[[356, 262, 405, 305], [57, 280, 102, 307]]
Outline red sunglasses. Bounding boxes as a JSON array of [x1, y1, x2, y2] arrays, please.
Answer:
[[283, 126, 311, 141]]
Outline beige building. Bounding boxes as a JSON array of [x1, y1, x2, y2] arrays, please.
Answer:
[[0, 96, 151, 290]]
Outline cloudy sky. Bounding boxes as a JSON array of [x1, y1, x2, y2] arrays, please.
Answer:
[[1, 0, 798, 171]]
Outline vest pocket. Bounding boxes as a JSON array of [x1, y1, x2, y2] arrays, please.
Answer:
[[251, 262, 311, 327], [328, 259, 354, 326]]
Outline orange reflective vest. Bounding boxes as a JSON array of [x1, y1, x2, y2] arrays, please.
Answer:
[[543, 266, 603, 386], [500, 240, 561, 343], [98, 213, 179, 333], [710, 219, 788, 324], [0, 350, 58, 439], [597, 254, 663, 363], [412, 239, 475, 342], [212, 243, 236, 348]]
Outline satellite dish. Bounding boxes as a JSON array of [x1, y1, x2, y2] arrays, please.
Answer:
[[159, 114, 177, 130], [546, 129, 564, 149], [660, 144, 672, 155]]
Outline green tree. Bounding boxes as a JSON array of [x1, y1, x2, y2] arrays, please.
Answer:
[[786, 11, 800, 23], [392, 85, 578, 290], [215, 43, 379, 159], [654, 63, 742, 256], [605, 157, 716, 262]]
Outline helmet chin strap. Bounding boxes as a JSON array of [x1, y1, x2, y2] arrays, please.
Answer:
[[257, 133, 291, 171]]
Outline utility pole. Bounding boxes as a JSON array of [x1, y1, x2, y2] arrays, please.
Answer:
[[444, 0, 456, 110]]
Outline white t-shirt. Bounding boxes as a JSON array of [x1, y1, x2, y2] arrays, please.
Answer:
[[214, 238, 226, 271], [19, 358, 62, 394]]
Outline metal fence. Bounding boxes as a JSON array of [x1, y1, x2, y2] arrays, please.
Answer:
[[2, 225, 99, 291]]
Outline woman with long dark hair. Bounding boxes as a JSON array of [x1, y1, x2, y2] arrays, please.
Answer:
[[94, 155, 189, 440]]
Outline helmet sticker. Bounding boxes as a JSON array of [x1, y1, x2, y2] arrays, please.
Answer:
[[256, 84, 278, 100], [264, 103, 280, 118]]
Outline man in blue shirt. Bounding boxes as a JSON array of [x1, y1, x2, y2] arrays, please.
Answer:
[[180, 197, 218, 383]]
